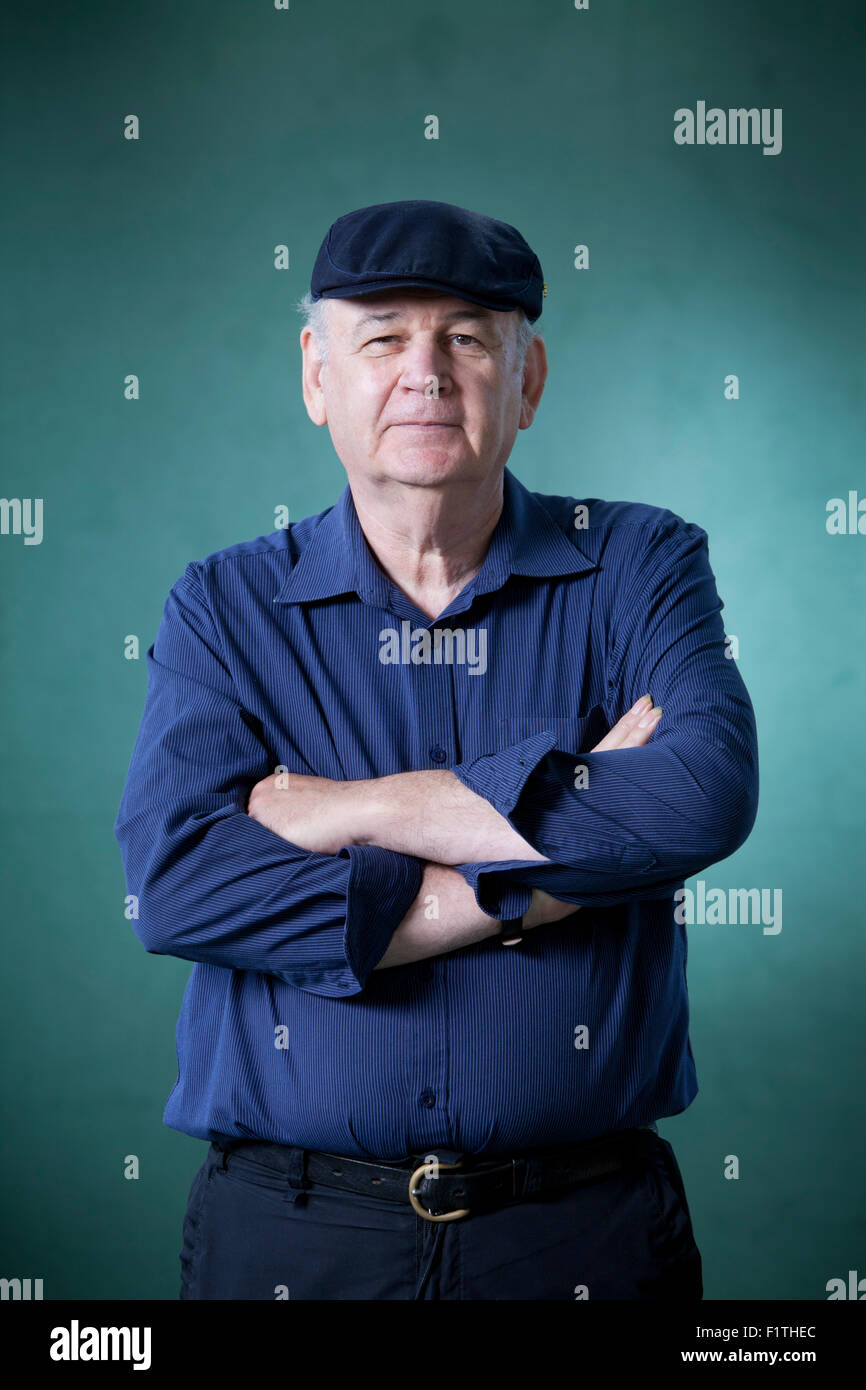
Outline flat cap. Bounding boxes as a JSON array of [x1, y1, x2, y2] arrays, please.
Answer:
[[310, 199, 545, 322]]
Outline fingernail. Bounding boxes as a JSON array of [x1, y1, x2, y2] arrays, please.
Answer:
[[633, 694, 652, 711], [638, 705, 662, 728]]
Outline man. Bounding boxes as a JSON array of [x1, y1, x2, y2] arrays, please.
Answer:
[[114, 199, 758, 1301]]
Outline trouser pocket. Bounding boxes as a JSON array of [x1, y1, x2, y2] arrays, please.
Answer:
[[178, 1151, 216, 1300], [640, 1137, 703, 1298]]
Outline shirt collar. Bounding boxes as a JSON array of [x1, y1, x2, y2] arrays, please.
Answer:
[[272, 465, 596, 609]]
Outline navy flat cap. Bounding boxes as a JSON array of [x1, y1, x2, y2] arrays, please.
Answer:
[[310, 199, 546, 322]]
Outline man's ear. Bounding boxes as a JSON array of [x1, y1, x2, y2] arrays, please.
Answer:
[[300, 325, 328, 426], [518, 334, 547, 430]]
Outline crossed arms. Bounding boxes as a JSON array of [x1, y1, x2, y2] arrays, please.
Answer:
[[114, 515, 759, 997], [246, 697, 664, 968]]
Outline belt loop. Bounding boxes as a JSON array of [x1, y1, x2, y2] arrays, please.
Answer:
[[213, 1141, 230, 1173], [284, 1146, 309, 1206]]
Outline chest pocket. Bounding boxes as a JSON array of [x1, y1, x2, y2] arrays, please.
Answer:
[[498, 703, 610, 753]]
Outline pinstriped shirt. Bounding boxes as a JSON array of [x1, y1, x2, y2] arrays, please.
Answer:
[[114, 466, 759, 1158]]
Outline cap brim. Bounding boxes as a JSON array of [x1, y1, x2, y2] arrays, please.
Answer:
[[314, 278, 519, 314]]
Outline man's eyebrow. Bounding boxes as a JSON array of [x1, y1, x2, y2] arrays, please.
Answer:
[[348, 307, 498, 340]]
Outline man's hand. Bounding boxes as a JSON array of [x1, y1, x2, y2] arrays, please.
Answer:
[[587, 693, 661, 751]]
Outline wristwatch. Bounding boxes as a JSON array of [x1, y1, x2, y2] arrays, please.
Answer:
[[499, 915, 525, 946]]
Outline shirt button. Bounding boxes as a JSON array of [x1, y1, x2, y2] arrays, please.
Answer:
[[429, 746, 447, 763], [419, 1089, 437, 1108]]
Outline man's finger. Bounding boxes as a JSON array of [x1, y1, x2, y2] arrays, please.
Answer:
[[590, 695, 662, 752], [590, 694, 650, 750], [613, 705, 662, 748]]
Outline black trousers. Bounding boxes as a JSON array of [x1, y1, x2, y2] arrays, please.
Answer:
[[179, 1132, 703, 1301]]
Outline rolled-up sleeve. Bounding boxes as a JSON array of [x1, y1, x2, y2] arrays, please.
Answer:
[[451, 516, 759, 910], [113, 563, 422, 996]]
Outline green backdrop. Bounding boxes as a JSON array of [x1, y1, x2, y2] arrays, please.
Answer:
[[2, 0, 863, 1300]]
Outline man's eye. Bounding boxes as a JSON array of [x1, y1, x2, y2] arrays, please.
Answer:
[[365, 334, 481, 348]]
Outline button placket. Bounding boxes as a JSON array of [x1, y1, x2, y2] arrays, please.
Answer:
[[409, 647, 456, 1149]]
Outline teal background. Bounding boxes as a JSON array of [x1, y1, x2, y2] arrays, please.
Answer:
[[1, 0, 863, 1300]]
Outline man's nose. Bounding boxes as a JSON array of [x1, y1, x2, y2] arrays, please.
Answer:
[[396, 338, 453, 390]]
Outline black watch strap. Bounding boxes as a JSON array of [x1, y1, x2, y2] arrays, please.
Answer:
[[499, 915, 525, 946]]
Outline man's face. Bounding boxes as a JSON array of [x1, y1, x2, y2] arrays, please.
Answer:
[[300, 289, 546, 491]]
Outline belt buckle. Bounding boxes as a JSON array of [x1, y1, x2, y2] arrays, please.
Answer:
[[408, 1158, 470, 1222]]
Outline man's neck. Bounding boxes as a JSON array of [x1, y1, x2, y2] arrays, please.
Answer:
[[349, 471, 505, 622]]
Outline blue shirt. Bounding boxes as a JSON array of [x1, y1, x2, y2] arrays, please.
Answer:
[[114, 466, 758, 1158]]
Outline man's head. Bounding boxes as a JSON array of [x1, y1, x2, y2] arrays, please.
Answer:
[[297, 287, 547, 493], [297, 201, 548, 492]]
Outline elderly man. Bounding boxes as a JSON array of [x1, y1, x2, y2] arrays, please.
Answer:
[[114, 199, 758, 1301]]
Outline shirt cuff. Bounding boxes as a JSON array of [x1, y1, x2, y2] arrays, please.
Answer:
[[340, 844, 423, 988], [451, 730, 559, 819], [452, 861, 535, 921], [449, 731, 559, 920]]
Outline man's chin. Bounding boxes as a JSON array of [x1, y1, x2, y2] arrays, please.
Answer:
[[378, 450, 473, 484]]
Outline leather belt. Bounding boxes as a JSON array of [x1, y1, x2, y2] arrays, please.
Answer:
[[214, 1125, 659, 1223]]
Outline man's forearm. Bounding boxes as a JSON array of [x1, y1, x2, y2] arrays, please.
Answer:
[[359, 769, 549, 865], [374, 862, 581, 969], [374, 862, 502, 968]]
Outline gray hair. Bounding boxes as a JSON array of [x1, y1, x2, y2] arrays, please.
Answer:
[[295, 289, 538, 369]]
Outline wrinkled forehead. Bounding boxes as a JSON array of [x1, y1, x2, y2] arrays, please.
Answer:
[[323, 288, 514, 340]]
